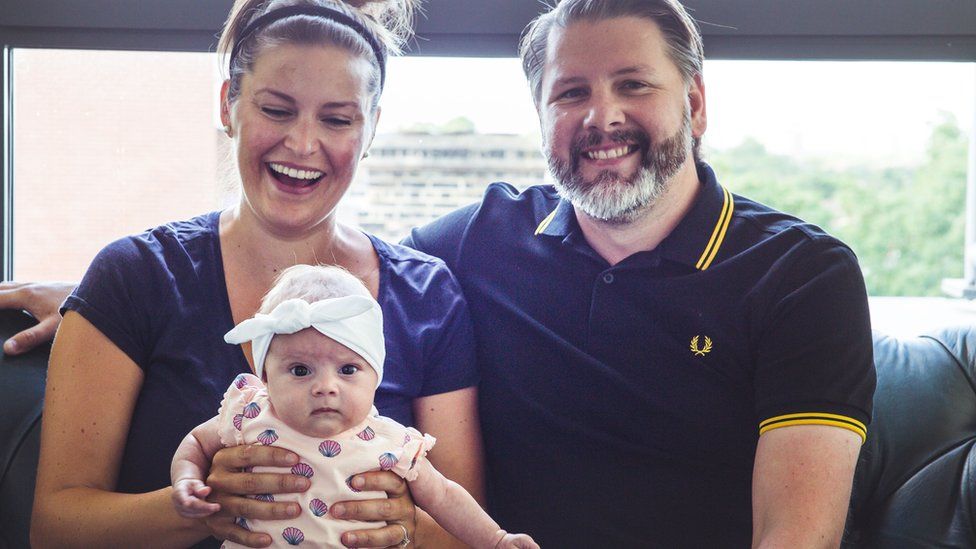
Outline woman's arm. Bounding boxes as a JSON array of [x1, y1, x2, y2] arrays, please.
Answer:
[[408, 460, 538, 549], [413, 387, 486, 548], [30, 311, 210, 548]]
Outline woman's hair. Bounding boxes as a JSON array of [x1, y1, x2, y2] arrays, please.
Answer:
[[259, 264, 371, 313], [217, 0, 419, 110]]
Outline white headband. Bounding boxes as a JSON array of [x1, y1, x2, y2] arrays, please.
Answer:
[[224, 296, 385, 385]]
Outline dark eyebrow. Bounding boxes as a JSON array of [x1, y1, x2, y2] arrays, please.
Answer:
[[552, 65, 657, 88], [612, 65, 656, 77], [253, 88, 360, 110]]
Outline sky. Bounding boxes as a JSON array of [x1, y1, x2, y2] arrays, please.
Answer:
[[379, 57, 975, 166]]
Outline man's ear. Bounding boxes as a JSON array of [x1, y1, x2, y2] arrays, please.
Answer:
[[688, 73, 707, 139]]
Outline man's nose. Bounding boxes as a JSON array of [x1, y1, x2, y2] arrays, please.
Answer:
[[584, 91, 625, 132]]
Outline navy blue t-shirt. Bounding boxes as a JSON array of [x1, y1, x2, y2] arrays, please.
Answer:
[[405, 162, 875, 547], [63, 211, 477, 547]]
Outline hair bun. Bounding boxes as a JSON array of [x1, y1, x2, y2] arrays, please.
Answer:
[[340, 0, 420, 48]]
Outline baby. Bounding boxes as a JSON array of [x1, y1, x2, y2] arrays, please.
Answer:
[[170, 265, 537, 549]]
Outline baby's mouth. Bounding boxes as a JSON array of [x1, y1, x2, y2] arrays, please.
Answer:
[[267, 162, 325, 187]]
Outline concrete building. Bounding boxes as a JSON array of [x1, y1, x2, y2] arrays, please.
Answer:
[[349, 131, 547, 241]]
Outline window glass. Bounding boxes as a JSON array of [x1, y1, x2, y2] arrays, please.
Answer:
[[12, 50, 974, 306]]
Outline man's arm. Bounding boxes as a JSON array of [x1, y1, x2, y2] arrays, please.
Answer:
[[751, 424, 861, 548]]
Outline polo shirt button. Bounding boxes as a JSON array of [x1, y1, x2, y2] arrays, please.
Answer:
[[603, 273, 614, 284]]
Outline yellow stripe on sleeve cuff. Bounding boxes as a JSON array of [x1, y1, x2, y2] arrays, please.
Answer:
[[759, 412, 867, 443]]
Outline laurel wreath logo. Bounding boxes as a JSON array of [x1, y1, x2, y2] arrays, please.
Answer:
[[690, 335, 713, 356]]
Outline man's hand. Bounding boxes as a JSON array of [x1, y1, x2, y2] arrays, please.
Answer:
[[202, 445, 309, 548], [0, 281, 75, 354], [332, 471, 416, 548]]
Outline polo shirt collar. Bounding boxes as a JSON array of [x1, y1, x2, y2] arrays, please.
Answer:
[[656, 162, 735, 270], [534, 195, 576, 238], [533, 162, 734, 271]]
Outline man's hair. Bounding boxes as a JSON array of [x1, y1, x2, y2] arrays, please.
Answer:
[[519, 0, 704, 106]]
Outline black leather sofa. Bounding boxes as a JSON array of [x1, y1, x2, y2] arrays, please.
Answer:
[[2, 310, 975, 548]]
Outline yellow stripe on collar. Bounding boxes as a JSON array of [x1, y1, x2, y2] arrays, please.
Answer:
[[759, 412, 867, 443], [534, 208, 558, 236], [695, 186, 733, 271]]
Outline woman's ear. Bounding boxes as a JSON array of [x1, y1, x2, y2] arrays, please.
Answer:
[[219, 79, 233, 132], [363, 105, 381, 159]]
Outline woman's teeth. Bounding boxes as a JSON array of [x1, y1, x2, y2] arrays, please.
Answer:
[[585, 145, 634, 160], [268, 162, 324, 180]]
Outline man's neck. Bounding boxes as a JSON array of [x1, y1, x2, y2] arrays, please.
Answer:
[[576, 161, 701, 266]]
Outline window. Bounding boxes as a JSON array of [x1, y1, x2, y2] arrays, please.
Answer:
[[9, 49, 975, 313]]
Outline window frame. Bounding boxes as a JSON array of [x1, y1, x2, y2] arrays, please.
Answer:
[[1, 0, 975, 278]]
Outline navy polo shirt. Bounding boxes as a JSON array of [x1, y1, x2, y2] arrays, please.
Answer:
[[405, 162, 875, 547]]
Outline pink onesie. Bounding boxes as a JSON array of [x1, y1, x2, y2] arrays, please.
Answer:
[[216, 374, 435, 548]]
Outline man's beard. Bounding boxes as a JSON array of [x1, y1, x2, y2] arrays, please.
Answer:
[[547, 108, 692, 225]]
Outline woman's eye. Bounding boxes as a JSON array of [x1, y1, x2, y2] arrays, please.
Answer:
[[290, 364, 311, 377], [339, 364, 359, 375], [324, 117, 352, 126], [262, 107, 291, 118]]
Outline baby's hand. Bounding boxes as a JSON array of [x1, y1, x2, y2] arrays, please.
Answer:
[[495, 532, 540, 549], [172, 478, 221, 519]]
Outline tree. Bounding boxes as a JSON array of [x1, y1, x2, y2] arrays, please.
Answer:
[[708, 114, 969, 296]]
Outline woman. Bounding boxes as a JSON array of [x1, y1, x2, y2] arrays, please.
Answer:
[[29, 1, 484, 547]]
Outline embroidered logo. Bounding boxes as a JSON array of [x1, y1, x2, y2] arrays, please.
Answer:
[[690, 335, 712, 356]]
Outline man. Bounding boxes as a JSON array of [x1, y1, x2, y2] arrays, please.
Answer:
[[4, 0, 874, 546], [404, 1, 874, 546]]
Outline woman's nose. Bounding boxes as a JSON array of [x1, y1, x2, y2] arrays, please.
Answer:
[[284, 117, 319, 157]]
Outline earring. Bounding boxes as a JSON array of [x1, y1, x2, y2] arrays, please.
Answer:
[[222, 124, 232, 137]]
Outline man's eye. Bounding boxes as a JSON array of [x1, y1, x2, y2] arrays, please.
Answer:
[[325, 117, 352, 126], [558, 88, 586, 100], [290, 364, 310, 377], [339, 364, 359, 375], [621, 80, 649, 91]]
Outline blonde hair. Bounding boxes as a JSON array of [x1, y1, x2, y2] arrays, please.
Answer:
[[217, 0, 420, 109], [260, 264, 371, 313]]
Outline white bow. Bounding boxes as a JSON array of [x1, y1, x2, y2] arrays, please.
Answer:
[[224, 296, 385, 384]]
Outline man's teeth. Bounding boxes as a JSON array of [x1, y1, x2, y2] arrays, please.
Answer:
[[269, 163, 323, 180], [585, 146, 632, 160]]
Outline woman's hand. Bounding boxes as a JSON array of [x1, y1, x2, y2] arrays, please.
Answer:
[[0, 281, 75, 354], [202, 445, 310, 547], [332, 471, 416, 548]]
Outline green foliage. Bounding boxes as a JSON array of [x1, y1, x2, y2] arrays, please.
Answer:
[[708, 114, 969, 296]]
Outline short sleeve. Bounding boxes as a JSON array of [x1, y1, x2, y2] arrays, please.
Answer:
[[216, 374, 263, 447], [418, 271, 479, 397], [754, 240, 876, 442], [61, 236, 158, 367], [392, 427, 437, 482]]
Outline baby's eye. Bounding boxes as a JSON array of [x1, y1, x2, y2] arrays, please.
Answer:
[[290, 364, 311, 377], [339, 364, 359, 376]]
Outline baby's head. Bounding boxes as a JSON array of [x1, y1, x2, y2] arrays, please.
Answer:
[[225, 265, 384, 438]]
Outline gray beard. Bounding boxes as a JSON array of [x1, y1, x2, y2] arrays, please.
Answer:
[[547, 109, 692, 225]]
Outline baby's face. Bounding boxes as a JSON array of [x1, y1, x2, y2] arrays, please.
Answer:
[[264, 328, 378, 438]]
